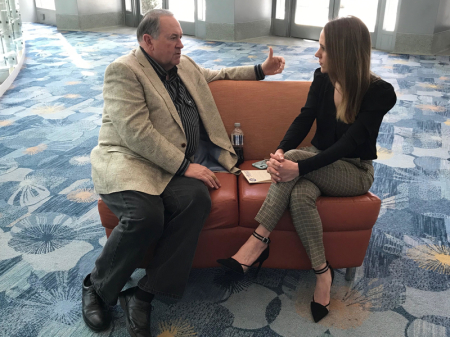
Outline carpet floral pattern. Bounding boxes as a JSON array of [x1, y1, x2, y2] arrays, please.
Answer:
[[0, 23, 450, 337]]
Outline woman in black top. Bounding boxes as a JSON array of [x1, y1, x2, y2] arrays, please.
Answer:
[[218, 16, 397, 322]]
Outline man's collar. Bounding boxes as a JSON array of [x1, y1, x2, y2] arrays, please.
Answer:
[[140, 46, 178, 81]]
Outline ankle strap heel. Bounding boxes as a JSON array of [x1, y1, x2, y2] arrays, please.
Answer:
[[217, 231, 271, 276], [311, 261, 335, 323], [252, 231, 271, 244]]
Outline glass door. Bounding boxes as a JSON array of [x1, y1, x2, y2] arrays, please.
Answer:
[[335, 0, 380, 42], [374, 0, 400, 51], [290, 0, 380, 41], [124, 0, 197, 36], [124, 0, 138, 27], [167, 0, 195, 36], [272, 0, 293, 37], [140, 0, 163, 15], [290, 0, 333, 40], [124, 0, 164, 27]]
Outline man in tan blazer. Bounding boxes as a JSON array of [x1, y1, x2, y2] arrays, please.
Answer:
[[82, 9, 285, 336]]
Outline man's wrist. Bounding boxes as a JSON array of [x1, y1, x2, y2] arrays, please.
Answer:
[[254, 64, 265, 80]]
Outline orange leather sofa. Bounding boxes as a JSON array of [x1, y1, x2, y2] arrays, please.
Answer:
[[98, 80, 381, 280]]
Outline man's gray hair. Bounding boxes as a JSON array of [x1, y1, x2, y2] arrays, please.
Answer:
[[137, 9, 174, 41]]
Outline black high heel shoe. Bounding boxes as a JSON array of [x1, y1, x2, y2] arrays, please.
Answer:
[[216, 231, 270, 276], [311, 261, 334, 323]]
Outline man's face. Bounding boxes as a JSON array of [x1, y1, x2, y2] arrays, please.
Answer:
[[145, 16, 184, 71], [315, 30, 328, 73]]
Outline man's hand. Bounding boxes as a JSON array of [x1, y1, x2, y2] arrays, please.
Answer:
[[184, 163, 221, 189], [262, 47, 286, 76]]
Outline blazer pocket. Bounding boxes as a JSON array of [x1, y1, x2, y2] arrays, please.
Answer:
[[107, 146, 142, 159]]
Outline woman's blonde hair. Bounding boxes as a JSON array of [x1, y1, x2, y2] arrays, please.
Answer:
[[324, 16, 377, 123]]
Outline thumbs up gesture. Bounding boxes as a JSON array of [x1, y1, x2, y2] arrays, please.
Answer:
[[261, 47, 286, 76]]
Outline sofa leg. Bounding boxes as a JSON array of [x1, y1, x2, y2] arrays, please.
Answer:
[[345, 267, 356, 281]]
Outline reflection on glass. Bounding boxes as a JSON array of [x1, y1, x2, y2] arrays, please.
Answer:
[[295, 0, 329, 27], [338, 0, 379, 32], [197, 0, 205, 21], [276, 0, 285, 20], [383, 0, 399, 32], [169, 0, 195, 22], [125, 0, 132, 12], [141, 0, 162, 15]]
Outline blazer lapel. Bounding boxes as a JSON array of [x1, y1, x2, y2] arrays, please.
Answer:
[[135, 48, 184, 131], [178, 65, 231, 151]]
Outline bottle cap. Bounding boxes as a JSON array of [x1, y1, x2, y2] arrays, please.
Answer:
[[234, 122, 240, 127]]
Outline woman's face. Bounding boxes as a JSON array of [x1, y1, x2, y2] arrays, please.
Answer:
[[315, 30, 328, 73]]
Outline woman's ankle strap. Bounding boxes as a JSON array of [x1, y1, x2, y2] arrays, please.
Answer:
[[252, 231, 271, 244], [313, 261, 329, 275]]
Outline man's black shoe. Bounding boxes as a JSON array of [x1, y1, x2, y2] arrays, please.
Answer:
[[119, 287, 152, 337], [82, 274, 111, 332]]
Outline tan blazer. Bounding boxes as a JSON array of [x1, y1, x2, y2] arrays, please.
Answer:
[[91, 48, 256, 196]]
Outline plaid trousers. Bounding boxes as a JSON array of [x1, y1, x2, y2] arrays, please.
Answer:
[[254, 146, 374, 268]]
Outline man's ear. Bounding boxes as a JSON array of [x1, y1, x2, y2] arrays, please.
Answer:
[[143, 34, 154, 51]]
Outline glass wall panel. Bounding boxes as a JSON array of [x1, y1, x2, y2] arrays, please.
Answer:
[[197, 0, 205, 21], [169, 0, 194, 23], [125, 0, 132, 12], [383, 0, 399, 32], [275, 0, 285, 20], [295, 0, 329, 27], [35, 0, 55, 10], [140, 0, 162, 15], [338, 0, 379, 32]]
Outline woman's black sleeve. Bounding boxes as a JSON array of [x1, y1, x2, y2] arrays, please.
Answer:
[[277, 68, 323, 152]]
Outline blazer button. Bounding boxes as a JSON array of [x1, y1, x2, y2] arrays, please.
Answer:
[[181, 143, 186, 148]]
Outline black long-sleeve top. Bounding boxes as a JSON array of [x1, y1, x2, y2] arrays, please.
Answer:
[[277, 68, 397, 175]]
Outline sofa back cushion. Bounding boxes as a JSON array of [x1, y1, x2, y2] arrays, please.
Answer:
[[208, 80, 316, 160]]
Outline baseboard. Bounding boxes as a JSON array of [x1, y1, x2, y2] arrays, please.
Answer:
[[394, 32, 433, 55]]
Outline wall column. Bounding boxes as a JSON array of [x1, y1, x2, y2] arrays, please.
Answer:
[[204, 0, 271, 41], [394, 0, 450, 54], [432, 0, 450, 53], [55, 0, 123, 31]]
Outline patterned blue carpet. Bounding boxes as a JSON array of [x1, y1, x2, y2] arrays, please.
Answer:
[[1, 23, 450, 337]]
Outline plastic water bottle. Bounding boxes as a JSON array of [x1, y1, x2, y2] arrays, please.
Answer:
[[231, 122, 244, 166]]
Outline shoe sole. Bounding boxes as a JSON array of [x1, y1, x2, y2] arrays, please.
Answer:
[[119, 295, 139, 337]]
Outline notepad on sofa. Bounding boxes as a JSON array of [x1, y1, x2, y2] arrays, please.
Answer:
[[241, 170, 272, 184]]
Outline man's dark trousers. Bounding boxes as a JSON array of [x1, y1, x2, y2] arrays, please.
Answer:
[[90, 176, 212, 306]]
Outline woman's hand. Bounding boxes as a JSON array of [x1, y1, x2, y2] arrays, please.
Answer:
[[266, 151, 283, 183], [267, 151, 299, 183], [271, 149, 285, 162]]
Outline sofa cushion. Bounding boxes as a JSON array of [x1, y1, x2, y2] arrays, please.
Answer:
[[238, 161, 381, 232], [98, 172, 238, 231]]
